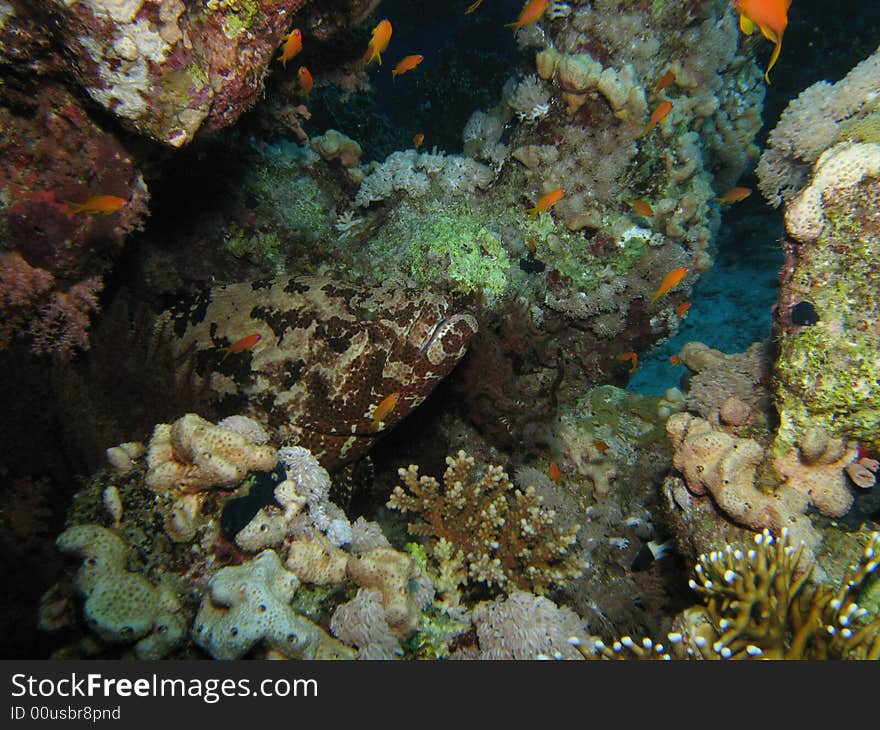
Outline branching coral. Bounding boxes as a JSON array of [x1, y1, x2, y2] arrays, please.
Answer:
[[573, 529, 880, 660], [387, 451, 581, 598]]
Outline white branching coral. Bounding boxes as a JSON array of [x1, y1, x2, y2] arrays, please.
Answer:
[[334, 210, 365, 239], [387, 451, 582, 597]]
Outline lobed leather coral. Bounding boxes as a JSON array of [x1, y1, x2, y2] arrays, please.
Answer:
[[574, 529, 880, 660], [387, 450, 581, 598]]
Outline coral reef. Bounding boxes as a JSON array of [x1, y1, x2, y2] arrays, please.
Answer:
[[51, 525, 186, 659], [574, 530, 880, 660], [0, 81, 149, 354], [38, 0, 311, 147], [193, 549, 353, 660], [145, 413, 277, 494], [676, 341, 773, 426], [387, 451, 582, 600], [159, 276, 478, 471], [771, 143, 880, 453], [757, 45, 880, 207], [464, 591, 592, 660]]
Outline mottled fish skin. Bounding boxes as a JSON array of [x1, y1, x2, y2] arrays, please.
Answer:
[[161, 276, 478, 471]]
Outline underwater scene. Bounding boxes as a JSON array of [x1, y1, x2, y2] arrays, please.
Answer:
[[1, 0, 879, 661]]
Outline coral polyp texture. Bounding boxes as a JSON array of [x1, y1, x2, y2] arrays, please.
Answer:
[[145, 413, 278, 494], [51, 525, 186, 659], [757, 45, 880, 208], [575, 530, 880, 660], [387, 451, 582, 599], [661, 334, 875, 574], [193, 549, 353, 660], [159, 276, 478, 471]]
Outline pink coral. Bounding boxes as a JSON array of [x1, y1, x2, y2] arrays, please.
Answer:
[[0, 252, 55, 349], [29, 276, 104, 356]]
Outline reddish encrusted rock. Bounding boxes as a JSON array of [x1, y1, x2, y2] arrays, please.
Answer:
[[0, 79, 148, 355], [43, 0, 311, 147]]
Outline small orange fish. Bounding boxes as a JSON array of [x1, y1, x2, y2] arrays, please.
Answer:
[[627, 199, 654, 217], [718, 186, 753, 204], [642, 100, 673, 135], [526, 237, 537, 254], [392, 54, 424, 79], [372, 391, 401, 430], [363, 19, 393, 66], [297, 66, 313, 100], [650, 266, 689, 303], [617, 351, 639, 373], [593, 440, 610, 453], [527, 187, 565, 216], [548, 461, 562, 483], [465, 0, 484, 12], [222, 333, 262, 361], [669, 354, 682, 366], [413, 133, 425, 149], [65, 194, 129, 215], [278, 28, 302, 67], [656, 70, 676, 90], [506, 0, 550, 33], [675, 301, 691, 318], [731, 0, 791, 83]]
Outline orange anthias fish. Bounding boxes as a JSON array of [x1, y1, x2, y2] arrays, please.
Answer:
[[465, 0, 484, 13], [617, 351, 639, 373], [413, 133, 425, 149], [65, 194, 129, 215], [278, 28, 302, 67], [221, 333, 262, 361], [718, 186, 753, 204], [297, 66, 313, 100], [548, 461, 562, 483], [669, 354, 682, 366], [731, 0, 791, 83], [656, 70, 676, 91], [363, 19, 393, 66], [372, 392, 401, 430], [675, 300, 691, 318], [627, 199, 654, 217], [642, 100, 673, 135], [506, 0, 550, 33], [650, 266, 689, 303], [593, 440, 610, 453], [527, 187, 565, 216], [392, 54, 424, 79]]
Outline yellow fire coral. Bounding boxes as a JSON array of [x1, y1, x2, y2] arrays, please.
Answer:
[[573, 529, 880, 660], [387, 450, 581, 598]]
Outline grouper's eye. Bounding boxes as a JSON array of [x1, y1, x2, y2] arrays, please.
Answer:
[[418, 317, 447, 356]]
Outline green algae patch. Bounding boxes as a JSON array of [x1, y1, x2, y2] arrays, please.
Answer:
[[370, 199, 513, 301], [222, 223, 286, 270], [219, 0, 263, 39], [773, 180, 880, 452]]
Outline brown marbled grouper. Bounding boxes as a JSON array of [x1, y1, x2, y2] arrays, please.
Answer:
[[160, 276, 478, 472]]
